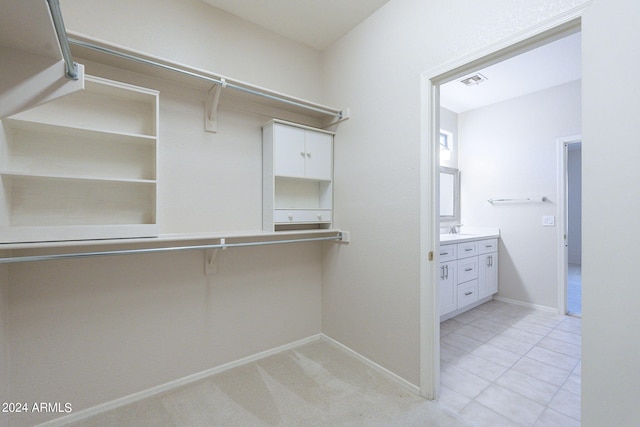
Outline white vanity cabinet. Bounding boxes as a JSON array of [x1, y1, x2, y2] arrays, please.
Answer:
[[263, 120, 334, 231], [439, 235, 499, 320], [439, 245, 457, 316], [478, 239, 499, 299]]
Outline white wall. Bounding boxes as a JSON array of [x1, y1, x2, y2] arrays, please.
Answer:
[[5, 1, 326, 426], [0, 262, 8, 427], [582, 0, 640, 425], [458, 80, 581, 308], [322, 0, 590, 387], [567, 144, 582, 264]]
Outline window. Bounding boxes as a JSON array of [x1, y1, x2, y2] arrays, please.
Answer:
[[440, 130, 452, 162]]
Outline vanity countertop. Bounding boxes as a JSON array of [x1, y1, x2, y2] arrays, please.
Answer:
[[440, 228, 500, 244]]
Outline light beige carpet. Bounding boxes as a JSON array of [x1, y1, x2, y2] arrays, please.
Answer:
[[67, 339, 470, 426]]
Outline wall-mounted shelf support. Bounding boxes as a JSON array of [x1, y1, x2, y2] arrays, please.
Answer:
[[205, 80, 226, 133], [67, 33, 347, 130], [46, 0, 79, 80]]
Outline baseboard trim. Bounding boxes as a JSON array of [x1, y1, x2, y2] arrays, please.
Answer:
[[320, 334, 421, 395], [36, 334, 324, 427], [493, 296, 557, 313], [38, 333, 421, 427]]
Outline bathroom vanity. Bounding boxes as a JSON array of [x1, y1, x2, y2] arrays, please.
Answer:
[[439, 231, 499, 321]]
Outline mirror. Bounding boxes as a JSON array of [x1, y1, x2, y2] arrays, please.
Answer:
[[440, 166, 460, 222]]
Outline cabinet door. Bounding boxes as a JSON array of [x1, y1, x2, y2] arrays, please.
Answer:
[[440, 260, 457, 316], [478, 252, 498, 299], [273, 124, 306, 177], [304, 130, 332, 180]]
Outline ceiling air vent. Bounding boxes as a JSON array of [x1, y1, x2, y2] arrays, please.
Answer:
[[460, 73, 488, 86]]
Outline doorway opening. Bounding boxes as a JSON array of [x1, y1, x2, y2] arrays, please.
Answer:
[[419, 10, 587, 400], [559, 137, 583, 317]]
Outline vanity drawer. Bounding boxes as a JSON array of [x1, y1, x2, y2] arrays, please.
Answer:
[[457, 280, 479, 309], [457, 257, 478, 283], [478, 238, 498, 255], [457, 241, 478, 258], [439, 244, 457, 262]]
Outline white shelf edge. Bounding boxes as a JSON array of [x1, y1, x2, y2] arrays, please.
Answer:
[[3, 117, 158, 142], [0, 170, 156, 185], [0, 228, 342, 251]]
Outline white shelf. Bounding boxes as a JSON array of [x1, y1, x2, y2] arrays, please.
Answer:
[[0, 171, 157, 185], [0, 228, 342, 251], [0, 75, 159, 243], [67, 32, 344, 129]]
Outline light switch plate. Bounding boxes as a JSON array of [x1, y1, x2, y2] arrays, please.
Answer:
[[542, 216, 555, 227]]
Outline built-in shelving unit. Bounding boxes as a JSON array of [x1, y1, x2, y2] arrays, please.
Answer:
[[0, 75, 159, 243]]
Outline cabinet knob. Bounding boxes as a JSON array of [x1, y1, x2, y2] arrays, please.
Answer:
[[317, 214, 322, 220], [300, 152, 305, 157], [288, 214, 294, 221], [306, 152, 311, 157]]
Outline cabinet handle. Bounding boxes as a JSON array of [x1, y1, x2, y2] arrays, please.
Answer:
[[490, 255, 493, 267], [487, 256, 491, 267], [464, 267, 472, 272], [465, 248, 473, 252], [465, 291, 473, 296], [485, 245, 493, 248], [445, 264, 449, 279], [441, 252, 448, 256]]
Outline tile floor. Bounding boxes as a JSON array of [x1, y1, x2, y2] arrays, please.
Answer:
[[567, 263, 582, 316], [439, 300, 581, 427]]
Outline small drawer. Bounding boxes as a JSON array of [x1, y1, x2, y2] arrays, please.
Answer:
[[273, 209, 332, 224], [457, 241, 478, 258], [478, 238, 498, 255], [439, 244, 457, 262], [457, 257, 478, 283], [457, 280, 479, 309]]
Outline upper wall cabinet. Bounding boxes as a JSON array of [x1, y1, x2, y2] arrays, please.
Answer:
[[0, 75, 159, 243], [263, 120, 334, 231], [0, 0, 85, 119]]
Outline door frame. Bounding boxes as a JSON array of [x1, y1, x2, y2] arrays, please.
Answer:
[[557, 135, 583, 315], [419, 5, 590, 398]]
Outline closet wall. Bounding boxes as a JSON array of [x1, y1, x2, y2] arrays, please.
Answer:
[[4, 0, 327, 425]]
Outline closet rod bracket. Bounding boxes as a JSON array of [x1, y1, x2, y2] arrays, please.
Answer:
[[205, 79, 226, 133]]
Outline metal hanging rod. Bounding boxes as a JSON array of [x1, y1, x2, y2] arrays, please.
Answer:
[[488, 196, 548, 204], [47, 0, 79, 80], [0, 233, 342, 264], [67, 38, 343, 119]]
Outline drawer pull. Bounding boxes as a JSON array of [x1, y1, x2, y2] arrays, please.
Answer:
[[485, 245, 493, 248], [465, 291, 473, 296], [441, 252, 449, 256], [465, 248, 473, 252], [464, 268, 473, 272]]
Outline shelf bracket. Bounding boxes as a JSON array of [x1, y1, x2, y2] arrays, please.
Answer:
[[205, 79, 226, 133], [204, 238, 227, 275]]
